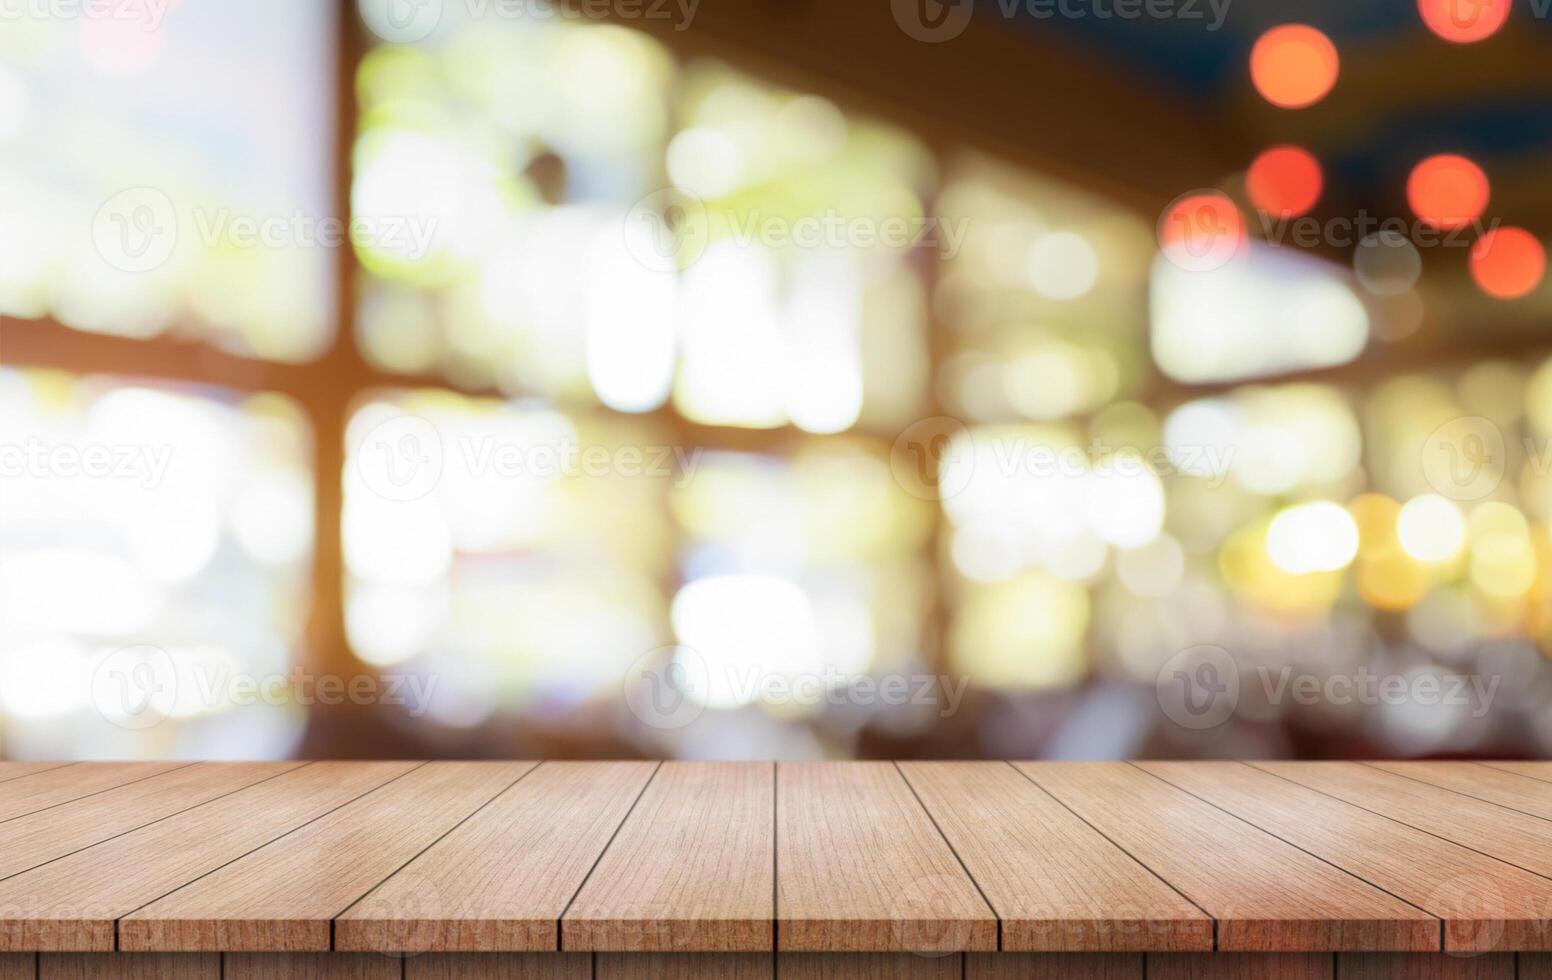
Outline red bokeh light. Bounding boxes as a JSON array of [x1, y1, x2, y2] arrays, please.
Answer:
[[1418, 0, 1511, 43], [1158, 191, 1247, 272], [1247, 146, 1323, 218], [1407, 154, 1490, 229], [1250, 25, 1340, 109], [1471, 227, 1546, 299]]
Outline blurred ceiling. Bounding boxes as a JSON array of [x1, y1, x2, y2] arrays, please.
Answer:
[[1021, 0, 1552, 226]]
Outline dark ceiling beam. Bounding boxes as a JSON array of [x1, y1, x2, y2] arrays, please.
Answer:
[[573, 0, 1234, 213]]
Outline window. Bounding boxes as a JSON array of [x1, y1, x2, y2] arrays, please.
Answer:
[[4, 1, 1548, 761]]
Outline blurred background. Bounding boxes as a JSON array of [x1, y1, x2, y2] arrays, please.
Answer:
[[2, 0, 1551, 762]]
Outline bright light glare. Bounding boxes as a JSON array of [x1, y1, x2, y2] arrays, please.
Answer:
[[588, 219, 678, 412], [671, 574, 823, 709], [1397, 495, 1466, 563], [1151, 245, 1368, 384], [1267, 502, 1359, 574], [1086, 455, 1165, 548], [1026, 231, 1099, 300]]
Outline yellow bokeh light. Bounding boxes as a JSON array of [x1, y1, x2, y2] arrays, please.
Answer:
[[1266, 501, 1359, 574], [1397, 495, 1466, 564]]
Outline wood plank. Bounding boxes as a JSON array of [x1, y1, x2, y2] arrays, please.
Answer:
[[967, 953, 1142, 979], [38, 954, 217, 979], [1252, 763, 1552, 879], [120, 762, 533, 953], [0, 762, 417, 951], [223, 954, 398, 979], [1145, 954, 1333, 979], [778, 953, 959, 978], [337, 761, 655, 953], [0, 953, 31, 980], [0, 764, 71, 786], [0, 763, 303, 881], [0, 764, 187, 823], [776, 762, 997, 954], [899, 762, 1211, 952], [1477, 763, 1552, 782], [595, 953, 770, 979], [1138, 762, 1552, 952], [405, 953, 591, 979], [1335, 953, 1513, 978], [562, 762, 771, 953], [1366, 762, 1552, 820], [1015, 763, 1437, 952], [1524, 954, 1552, 978]]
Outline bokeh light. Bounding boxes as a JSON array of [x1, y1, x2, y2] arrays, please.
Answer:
[[1471, 226, 1546, 300], [1267, 502, 1360, 574], [1247, 145, 1323, 218], [1397, 495, 1467, 563], [1158, 191, 1246, 271], [1250, 25, 1340, 109], [1407, 154, 1490, 229], [1417, 0, 1511, 43]]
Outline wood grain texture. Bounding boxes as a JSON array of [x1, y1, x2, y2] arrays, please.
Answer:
[[1477, 763, 1552, 783], [900, 762, 1210, 952], [1523, 954, 1552, 978], [1253, 763, 1552, 879], [1138, 762, 1552, 952], [562, 762, 771, 953], [0, 954, 31, 980], [967, 954, 1142, 978], [595, 953, 770, 979], [120, 762, 532, 953], [338, 761, 655, 953], [1335, 953, 1513, 978], [38, 954, 217, 979], [223, 954, 398, 979], [0, 763, 187, 823], [1366, 762, 1552, 820], [778, 953, 959, 978], [1016, 763, 1437, 952], [0, 762, 416, 952], [1145, 954, 1333, 979], [777, 762, 996, 953], [0, 764, 71, 785], [405, 953, 591, 979], [0, 763, 302, 881]]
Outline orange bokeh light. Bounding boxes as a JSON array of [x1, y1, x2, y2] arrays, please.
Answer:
[[1418, 0, 1511, 43], [1247, 146, 1323, 218], [1250, 25, 1340, 109], [1158, 191, 1246, 271], [1471, 227, 1546, 299], [1407, 154, 1490, 229]]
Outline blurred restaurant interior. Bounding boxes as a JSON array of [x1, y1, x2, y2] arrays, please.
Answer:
[[1, 0, 1551, 763]]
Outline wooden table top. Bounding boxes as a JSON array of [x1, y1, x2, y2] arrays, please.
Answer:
[[0, 760, 1550, 956]]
